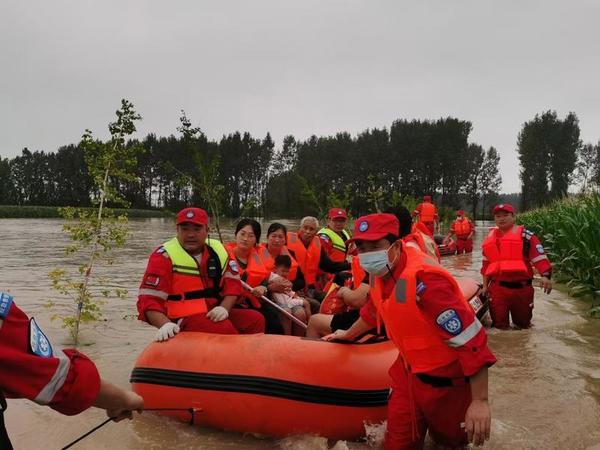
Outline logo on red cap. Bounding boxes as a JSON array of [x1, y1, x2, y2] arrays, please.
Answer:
[[358, 221, 369, 232], [186, 211, 194, 218]]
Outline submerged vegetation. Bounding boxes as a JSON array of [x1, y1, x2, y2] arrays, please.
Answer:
[[518, 194, 600, 314]]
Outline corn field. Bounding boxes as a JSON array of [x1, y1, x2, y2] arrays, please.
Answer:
[[518, 194, 600, 314]]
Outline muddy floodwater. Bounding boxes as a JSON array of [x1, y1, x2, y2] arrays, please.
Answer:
[[2, 218, 600, 450]]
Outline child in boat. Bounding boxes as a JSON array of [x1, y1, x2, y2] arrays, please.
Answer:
[[269, 254, 311, 335]]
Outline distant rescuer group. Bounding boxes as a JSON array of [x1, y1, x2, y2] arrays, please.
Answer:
[[0, 196, 553, 450]]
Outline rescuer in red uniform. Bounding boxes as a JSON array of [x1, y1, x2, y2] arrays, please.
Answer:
[[137, 207, 265, 340], [413, 195, 438, 235], [324, 213, 496, 449], [0, 294, 144, 449], [481, 203, 553, 329], [446, 210, 475, 254]]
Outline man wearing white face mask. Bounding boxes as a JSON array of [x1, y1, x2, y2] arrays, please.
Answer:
[[323, 213, 496, 449]]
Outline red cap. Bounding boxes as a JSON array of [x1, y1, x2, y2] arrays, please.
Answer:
[[423, 195, 432, 202], [492, 203, 515, 214], [176, 207, 209, 225], [457, 210, 465, 216], [347, 213, 399, 243], [328, 208, 348, 220]]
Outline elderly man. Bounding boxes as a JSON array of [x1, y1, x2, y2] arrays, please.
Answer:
[[287, 216, 350, 300], [137, 207, 265, 341], [481, 203, 552, 329]]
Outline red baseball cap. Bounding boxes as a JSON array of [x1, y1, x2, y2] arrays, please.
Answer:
[[176, 207, 209, 225], [347, 213, 399, 243], [457, 209, 465, 216], [492, 203, 515, 214], [328, 208, 348, 220]]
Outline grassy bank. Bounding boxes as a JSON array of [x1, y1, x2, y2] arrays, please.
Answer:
[[518, 194, 600, 313], [0, 205, 173, 219]]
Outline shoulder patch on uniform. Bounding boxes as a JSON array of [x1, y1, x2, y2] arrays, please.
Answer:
[[319, 234, 331, 243], [156, 247, 166, 254], [436, 309, 462, 335], [0, 292, 14, 319], [416, 281, 427, 296], [229, 260, 239, 274], [536, 244, 545, 254], [29, 318, 53, 358], [144, 274, 160, 287]]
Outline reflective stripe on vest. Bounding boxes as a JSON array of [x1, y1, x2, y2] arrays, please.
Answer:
[[162, 237, 229, 319], [453, 218, 471, 236], [418, 202, 436, 222], [286, 232, 321, 285], [369, 245, 462, 373], [258, 244, 299, 281], [317, 228, 350, 261], [481, 225, 530, 278]]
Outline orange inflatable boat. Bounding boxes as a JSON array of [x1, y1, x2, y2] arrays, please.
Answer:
[[130, 278, 485, 440]]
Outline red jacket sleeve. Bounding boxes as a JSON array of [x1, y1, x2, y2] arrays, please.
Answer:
[[220, 257, 243, 298], [416, 272, 497, 377], [526, 232, 552, 276], [137, 248, 173, 322], [318, 233, 334, 257], [359, 297, 378, 329], [0, 303, 101, 415]]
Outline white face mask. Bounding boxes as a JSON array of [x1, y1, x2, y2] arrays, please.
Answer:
[[358, 246, 394, 277]]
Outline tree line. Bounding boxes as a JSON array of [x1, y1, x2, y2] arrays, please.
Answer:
[[2, 105, 597, 219], [0, 110, 504, 219]]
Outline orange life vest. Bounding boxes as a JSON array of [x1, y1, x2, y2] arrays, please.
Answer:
[[163, 238, 226, 319], [418, 202, 436, 222], [453, 218, 472, 237], [257, 244, 299, 281], [481, 225, 530, 279], [369, 245, 463, 373], [406, 225, 441, 262], [350, 256, 366, 289], [224, 243, 269, 308], [318, 283, 349, 315], [286, 232, 321, 285]]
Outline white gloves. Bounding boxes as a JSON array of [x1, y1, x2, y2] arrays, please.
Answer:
[[206, 306, 229, 322], [155, 322, 180, 342]]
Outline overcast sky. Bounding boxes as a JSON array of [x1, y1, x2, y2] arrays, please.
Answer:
[[1, 1, 599, 193]]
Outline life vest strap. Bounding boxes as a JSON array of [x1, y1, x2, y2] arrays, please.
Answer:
[[416, 373, 469, 388], [167, 287, 221, 301]]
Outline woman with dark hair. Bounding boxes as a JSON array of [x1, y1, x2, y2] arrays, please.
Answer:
[[224, 219, 284, 334]]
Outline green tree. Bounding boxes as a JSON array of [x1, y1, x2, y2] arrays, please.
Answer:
[[49, 99, 143, 343], [518, 111, 580, 210], [478, 147, 502, 217]]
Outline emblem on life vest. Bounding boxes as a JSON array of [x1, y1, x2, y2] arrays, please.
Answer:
[[436, 309, 462, 335], [29, 318, 53, 358], [536, 244, 544, 254], [0, 292, 14, 319], [229, 260, 239, 274], [186, 211, 194, 218], [358, 221, 369, 232]]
